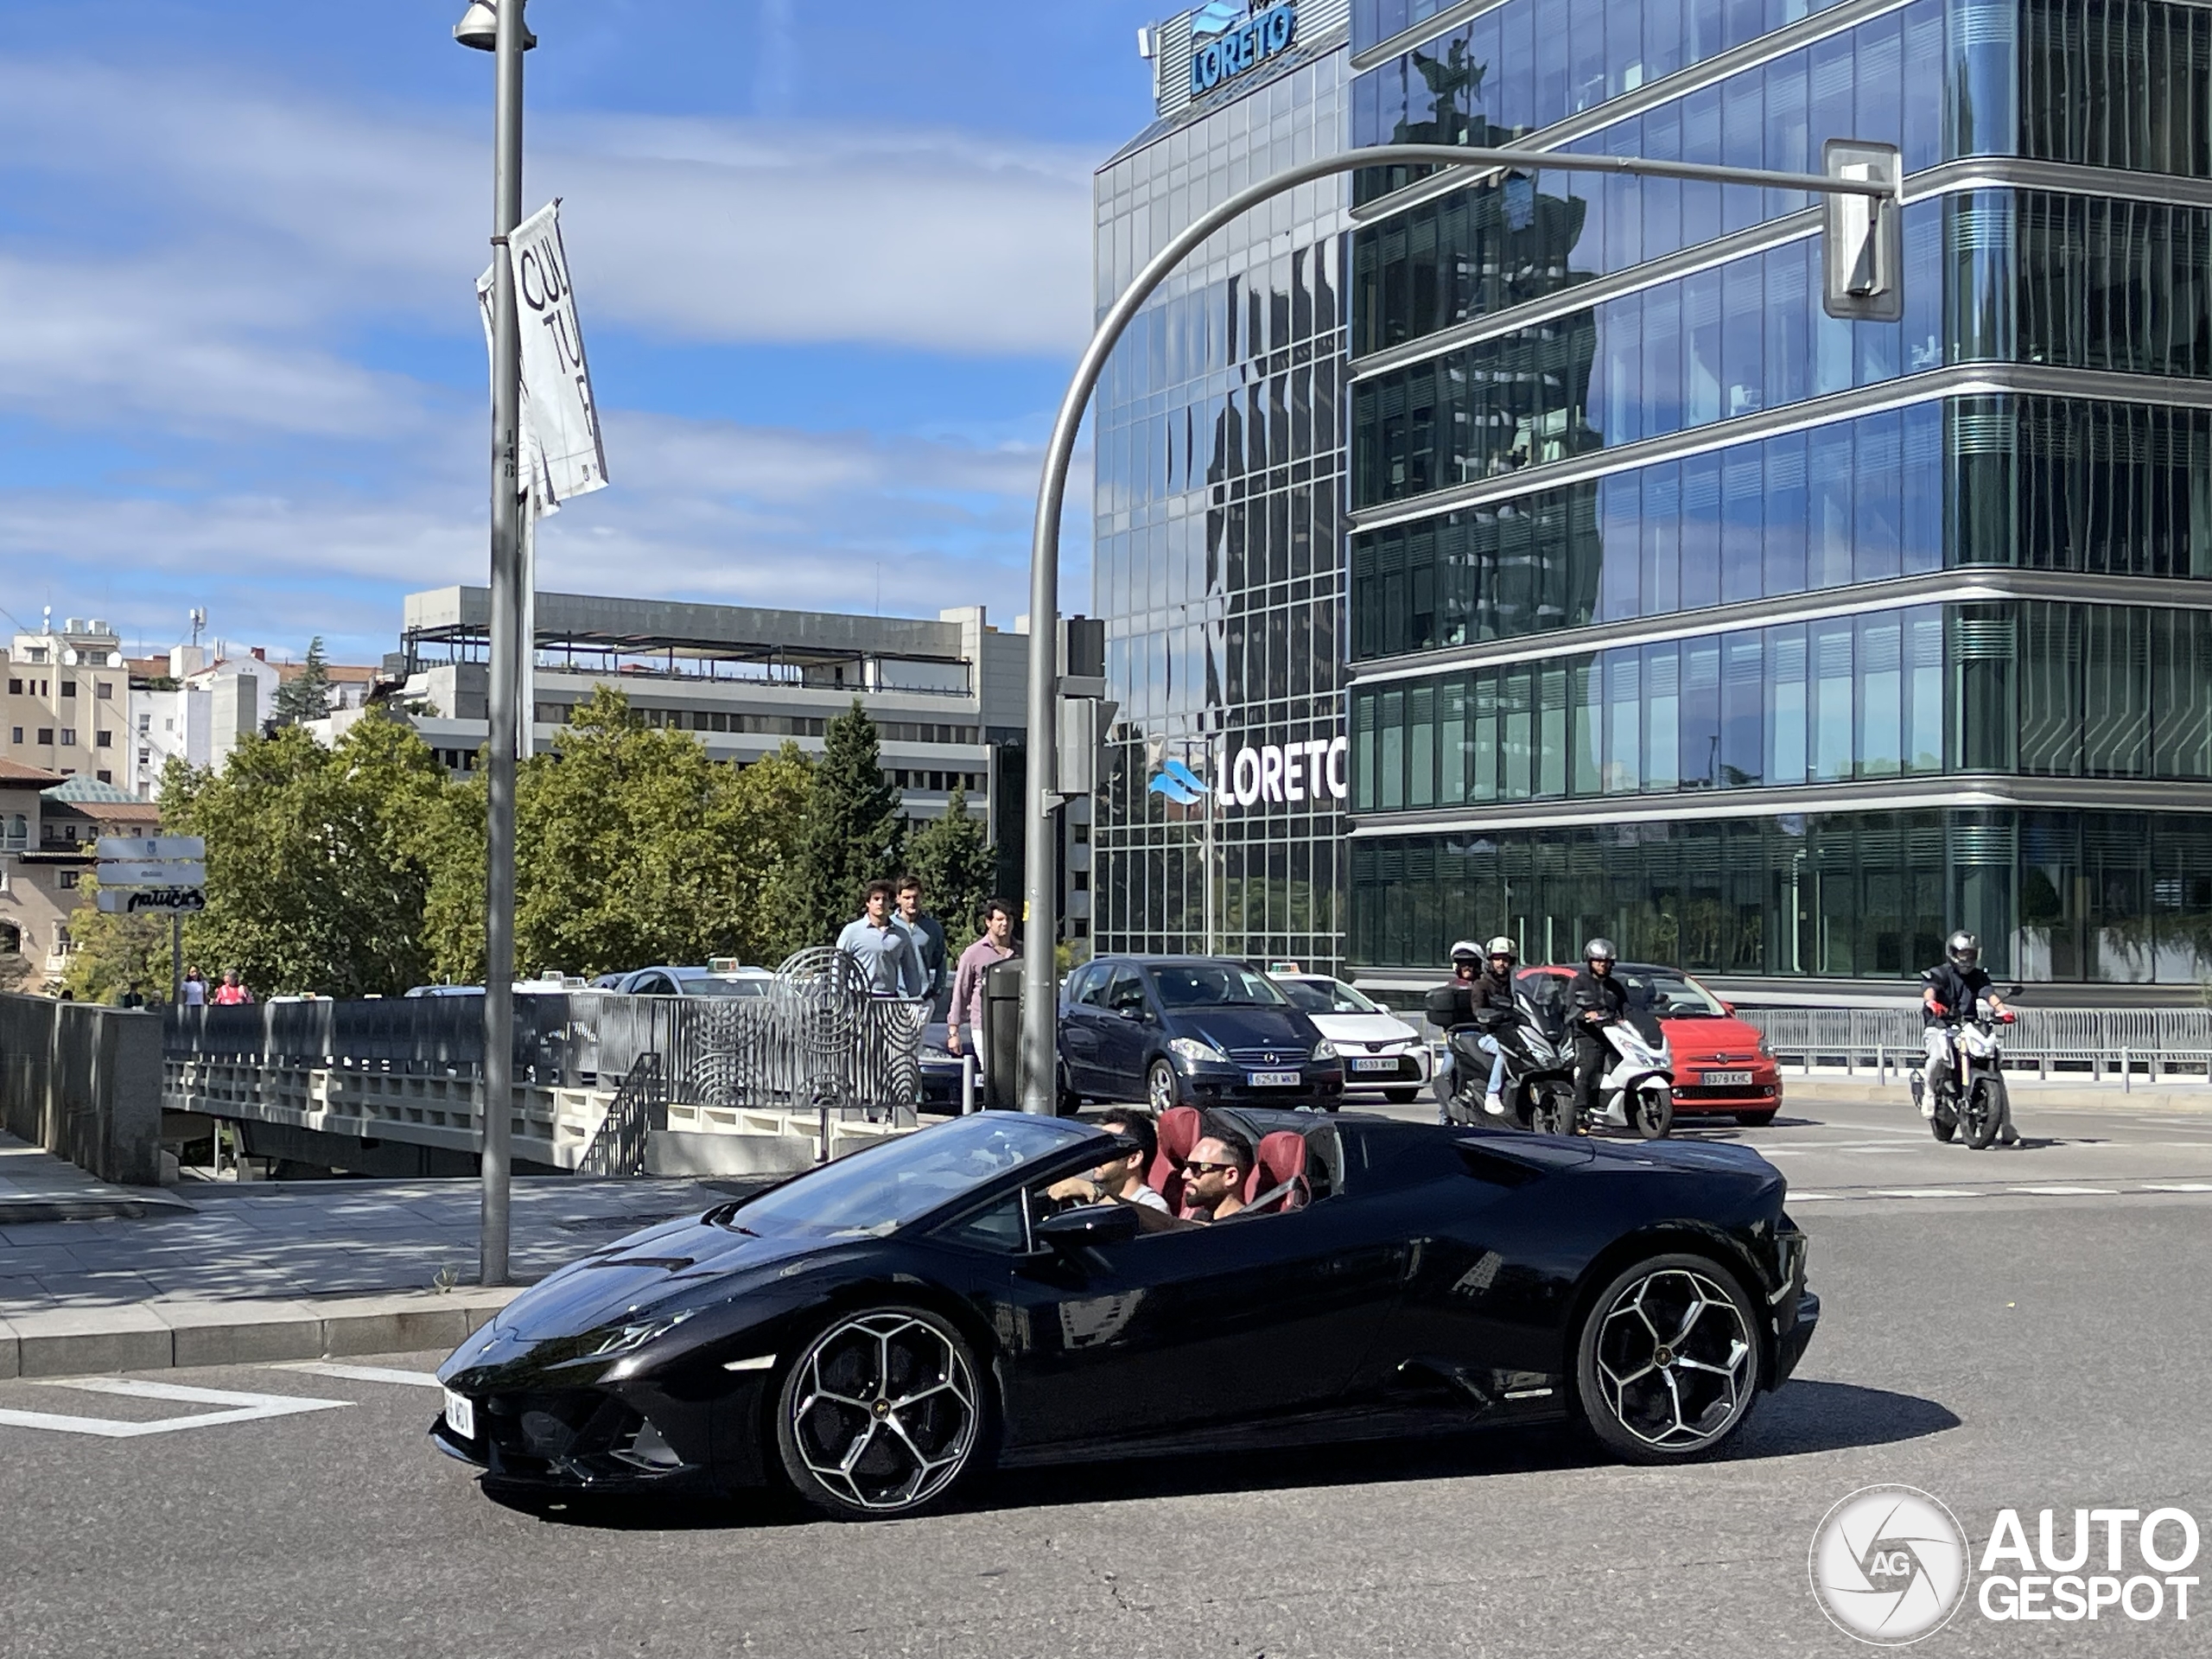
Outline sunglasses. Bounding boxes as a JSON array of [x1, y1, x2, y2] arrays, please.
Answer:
[[1184, 1159, 1242, 1175]]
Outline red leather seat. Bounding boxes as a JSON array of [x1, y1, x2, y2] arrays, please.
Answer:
[[1149, 1106, 1202, 1212], [1243, 1130, 1311, 1214]]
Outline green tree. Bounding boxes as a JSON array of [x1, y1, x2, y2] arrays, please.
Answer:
[[61, 881, 174, 1003], [158, 710, 454, 996], [904, 782, 996, 954], [794, 699, 904, 941], [271, 636, 334, 725]]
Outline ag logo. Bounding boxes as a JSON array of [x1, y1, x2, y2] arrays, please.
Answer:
[[1808, 1485, 1971, 1644]]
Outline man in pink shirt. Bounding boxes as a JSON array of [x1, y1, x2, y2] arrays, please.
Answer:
[[945, 898, 1018, 1071]]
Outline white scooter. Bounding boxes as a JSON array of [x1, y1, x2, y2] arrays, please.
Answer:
[[1569, 1009, 1676, 1140]]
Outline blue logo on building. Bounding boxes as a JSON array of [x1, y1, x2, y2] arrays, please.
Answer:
[[1189, 0, 1297, 97], [1147, 757, 1211, 805]]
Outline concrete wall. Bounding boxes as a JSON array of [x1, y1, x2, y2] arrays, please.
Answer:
[[0, 995, 163, 1185]]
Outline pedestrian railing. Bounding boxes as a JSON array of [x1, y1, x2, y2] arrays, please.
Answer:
[[1737, 1007, 2212, 1089]]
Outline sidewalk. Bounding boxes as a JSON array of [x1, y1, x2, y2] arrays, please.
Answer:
[[0, 1133, 757, 1380], [0, 1135, 196, 1224]]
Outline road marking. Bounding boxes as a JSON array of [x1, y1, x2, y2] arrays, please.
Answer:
[[2139, 1182, 2212, 1192], [1786, 1192, 1843, 1202], [1868, 1188, 1985, 1198], [270, 1362, 442, 1389], [0, 1378, 349, 1439], [2008, 1185, 2118, 1196]]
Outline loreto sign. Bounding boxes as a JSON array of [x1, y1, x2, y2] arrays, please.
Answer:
[[1189, 0, 1299, 97], [1147, 736, 1348, 811]]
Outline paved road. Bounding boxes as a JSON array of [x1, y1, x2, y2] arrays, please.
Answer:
[[3, 1153, 2206, 1656]]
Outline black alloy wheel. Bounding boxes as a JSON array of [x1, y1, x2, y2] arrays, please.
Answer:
[[1146, 1058, 1179, 1113], [1574, 1253, 1763, 1464], [773, 1306, 988, 1522]]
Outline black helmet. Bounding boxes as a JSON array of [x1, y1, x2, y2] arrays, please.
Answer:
[[1484, 935, 1517, 963], [1946, 931, 1980, 966], [1584, 937, 1618, 964]]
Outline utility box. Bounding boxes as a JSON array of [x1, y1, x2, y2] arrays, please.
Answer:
[[980, 958, 1026, 1111]]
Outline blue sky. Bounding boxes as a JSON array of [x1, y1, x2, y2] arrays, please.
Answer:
[[0, 0, 1163, 664]]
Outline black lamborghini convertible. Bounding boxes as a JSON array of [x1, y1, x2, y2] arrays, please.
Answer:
[[431, 1109, 1817, 1520]]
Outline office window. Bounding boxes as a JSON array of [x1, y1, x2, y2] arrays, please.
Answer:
[[60, 871, 79, 889], [138, 747, 151, 766], [59, 729, 76, 747], [36, 728, 54, 745], [60, 681, 75, 699], [94, 730, 112, 748], [137, 714, 151, 733], [95, 770, 111, 784], [10, 727, 19, 744], [7, 679, 19, 695], [94, 681, 112, 699]]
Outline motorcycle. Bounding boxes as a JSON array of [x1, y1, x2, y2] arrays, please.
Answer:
[[1911, 995, 2018, 1150], [1428, 987, 1577, 1132], [1567, 1007, 1676, 1141]]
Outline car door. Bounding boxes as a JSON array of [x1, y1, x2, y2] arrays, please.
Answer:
[[1058, 963, 1112, 1093], [1097, 967, 1155, 1099], [995, 1166, 1406, 1447]]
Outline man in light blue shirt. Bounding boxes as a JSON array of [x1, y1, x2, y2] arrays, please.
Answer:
[[835, 879, 926, 998]]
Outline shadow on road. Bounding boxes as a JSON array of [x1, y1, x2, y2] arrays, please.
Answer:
[[484, 1379, 1958, 1532]]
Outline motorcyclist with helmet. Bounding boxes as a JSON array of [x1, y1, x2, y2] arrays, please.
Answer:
[[1465, 938, 1520, 1116], [1566, 938, 1627, 1135], [1918, 931, 2015, 1144]]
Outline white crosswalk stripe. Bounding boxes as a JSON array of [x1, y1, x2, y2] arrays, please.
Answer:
[[270, 1363, 442, 1389], [0, 1378, 349, 1439]]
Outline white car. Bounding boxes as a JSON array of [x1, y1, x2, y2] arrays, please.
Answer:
[[1270, 972, 1431, 1103]]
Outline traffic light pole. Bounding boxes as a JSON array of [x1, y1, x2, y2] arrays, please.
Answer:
[[1017, 140, 1898, 1114]]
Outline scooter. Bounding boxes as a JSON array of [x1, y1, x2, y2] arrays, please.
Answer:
[[1428, 988, 1577, 1132], [1564, 1009, 1676, 1140], [1910, 995, 2018, 1150]]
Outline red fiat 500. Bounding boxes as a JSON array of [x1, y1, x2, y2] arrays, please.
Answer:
[[1521, 963, 1783, 1127]]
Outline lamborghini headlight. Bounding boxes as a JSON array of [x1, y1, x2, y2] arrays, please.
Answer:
[[586, 1308, 697, 1358]]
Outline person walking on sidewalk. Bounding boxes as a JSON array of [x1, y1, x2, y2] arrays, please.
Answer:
[[946, 899, 1019, 1071], [836, 880, 926, 999], [893, 873, 948, 1004]]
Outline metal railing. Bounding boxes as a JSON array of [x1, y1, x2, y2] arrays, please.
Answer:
[[1738, 1007, 2212, 1088], [576, 1053, 662, 1177]]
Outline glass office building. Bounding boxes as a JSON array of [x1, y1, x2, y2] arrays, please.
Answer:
[[1092, 1, 1357, 969], [1343, 0, 2212, 995]]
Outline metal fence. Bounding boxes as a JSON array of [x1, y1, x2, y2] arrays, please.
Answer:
[[162, 953, 928, 1116], [1738, 1007, 2212, 1086]]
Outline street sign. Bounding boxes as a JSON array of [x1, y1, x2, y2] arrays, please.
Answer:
[[95, 887, 207, 914], [94, 836, 205, 861], [1821, 139, 1903, 321], [96, 861, 207, 888]]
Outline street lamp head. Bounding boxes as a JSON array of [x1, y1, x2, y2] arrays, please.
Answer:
[[453, 0, 535, 50]]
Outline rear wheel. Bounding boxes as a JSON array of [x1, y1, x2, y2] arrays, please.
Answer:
[[1574, 1253, 1763, 1464], [1929, 1111, 1956, 1143], [774, 1306, 988, 1522], [1734, 1109, 1777, 1128], [1145, 1058, 1179, 1113], [1631, 1085, 1674, 1140], [1534, 1088, 1575, 1136]]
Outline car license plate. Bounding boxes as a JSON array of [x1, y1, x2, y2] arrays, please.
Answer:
[[1703, 1069, 1753, 1087], [1248, 1070, 1301, 1087], [443, 1389, 475, 1442], [1351, 1057, 1398, 1073]]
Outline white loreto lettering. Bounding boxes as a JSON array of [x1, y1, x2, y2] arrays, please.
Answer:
[[1307, 737, 1332, 796], [1232, 747, 1262, 807], [1283, 745, 1305, 801], [1326, 734, 1350, 798], [1260, 746, 1285, 802]]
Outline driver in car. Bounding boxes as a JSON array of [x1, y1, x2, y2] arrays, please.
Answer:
[[1177, 1131, 1253, 1224], [1046, 1111, 1174, 1220]]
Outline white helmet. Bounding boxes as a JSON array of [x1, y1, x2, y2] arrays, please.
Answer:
[[1449, 939, 1482, 962]]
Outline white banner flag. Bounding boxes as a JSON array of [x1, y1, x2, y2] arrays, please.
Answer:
[[475, 199, 608, 514]]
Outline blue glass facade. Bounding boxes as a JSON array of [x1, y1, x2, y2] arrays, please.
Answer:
[[1346, 0, 2212, 990]]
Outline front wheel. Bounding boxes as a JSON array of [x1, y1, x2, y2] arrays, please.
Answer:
[[1574, 1254, 1764, 1464], [774, 1306, 988, 1521], [1534, 1088, 1575, 1136], [1145, 1058, 1179, 1113], [1631, 1085, 1674, 1140], [1963, 1077, 2001, 1149]]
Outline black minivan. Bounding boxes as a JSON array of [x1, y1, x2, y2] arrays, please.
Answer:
[[1058, 956, 1345, 1112]]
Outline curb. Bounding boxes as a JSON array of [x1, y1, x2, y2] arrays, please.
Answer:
[[0, 1286, 524, 1381], [0, 1194, 198, 1226]]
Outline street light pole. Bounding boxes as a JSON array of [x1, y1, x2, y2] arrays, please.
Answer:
[[456, 0, 533, 1282], [1015, 142, 1897, 1113]]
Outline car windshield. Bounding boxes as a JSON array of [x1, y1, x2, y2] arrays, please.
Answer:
[[1150, 962, 1288, 1007], [677, 974, 770, 998], [1277, 976, 1381, 1014], [721, 1115, 1096, 1237], [1622, 969, 1726, 1017]]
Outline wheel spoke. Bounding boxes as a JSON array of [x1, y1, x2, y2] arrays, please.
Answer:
[[1665, 1296, 1708, 1349], [836, 1420, 879, 1476]]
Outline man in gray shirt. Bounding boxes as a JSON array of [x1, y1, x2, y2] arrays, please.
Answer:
[[835, 880, 926, 998]]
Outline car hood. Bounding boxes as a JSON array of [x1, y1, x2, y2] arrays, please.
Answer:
[[1308, 1011, 1418, 1046], [1163, 1005, 1319, 1055], [488, 1211, 826, 1344], [1660, 1014, 1768, 1063]]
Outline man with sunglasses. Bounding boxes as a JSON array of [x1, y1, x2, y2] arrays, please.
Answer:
[[1045, 1110, 1172, 1216], [1178, 1131, 1253, 1224]]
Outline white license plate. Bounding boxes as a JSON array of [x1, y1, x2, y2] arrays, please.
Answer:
[[1248, 1070, 1301, 1088], [443, 1389, 476, 1442], [1351, 1057, 1399, 1073], [1702, 1070, 1753, 1087]]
